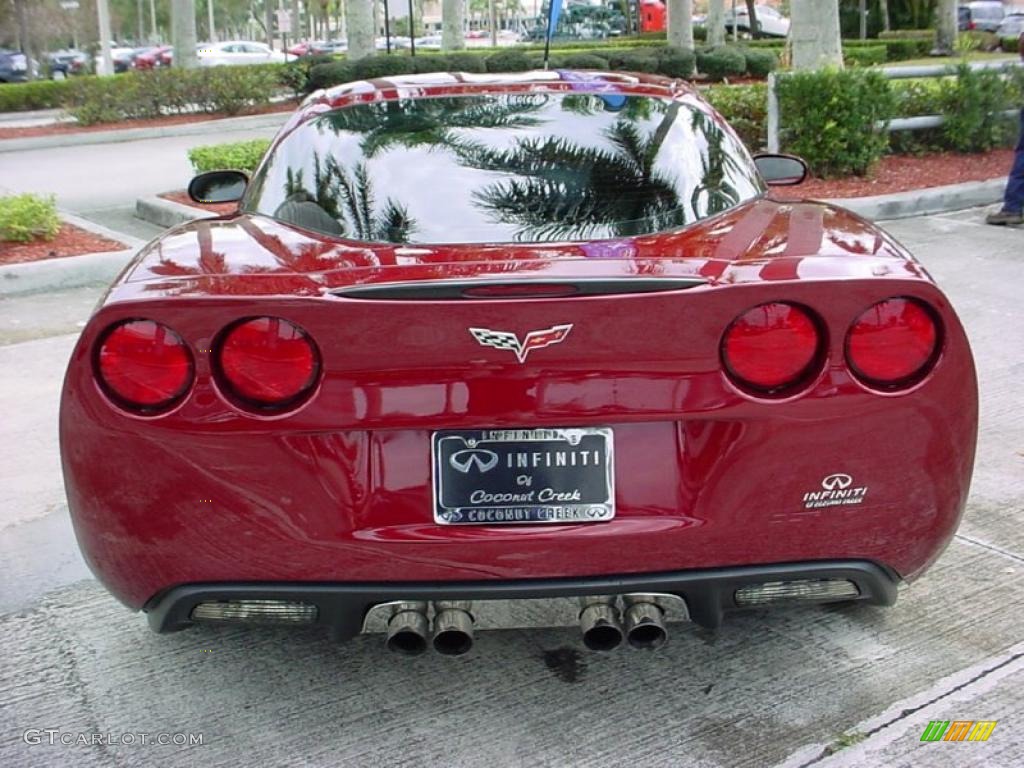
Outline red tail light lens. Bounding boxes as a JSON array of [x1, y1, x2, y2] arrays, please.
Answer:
[[96, 320, 194, 411], [846, 297, 939, 389], [722, 302, 822, 394], [217, 317, 320, 408]]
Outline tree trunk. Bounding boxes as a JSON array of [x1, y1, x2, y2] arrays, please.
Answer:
[[744, 0, 759, 39], [707, 0, 725, 46], [788, 0, 843, 70], [265, 0, 274, 47], [666, 0, 694, 50], [489, 0, 497, 47], [934, 0, 957, 56], [879, 0, 890, 32], [442, 0, 465, 50], [171, 0, 199, 68], [347, 0, 375, 60]]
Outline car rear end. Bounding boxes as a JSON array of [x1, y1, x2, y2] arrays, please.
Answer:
[[59, 76, 977, 654]]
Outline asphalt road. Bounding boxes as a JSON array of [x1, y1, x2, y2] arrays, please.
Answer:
[[0, 202, 1022, 766]]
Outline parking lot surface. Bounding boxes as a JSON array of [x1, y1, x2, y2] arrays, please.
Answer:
[[0, 207, 1022, 767]]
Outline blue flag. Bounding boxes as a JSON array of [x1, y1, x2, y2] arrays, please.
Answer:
[[547, 0, 563, 43]]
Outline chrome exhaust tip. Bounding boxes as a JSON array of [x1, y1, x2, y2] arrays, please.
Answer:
[[623, 595, 668, 650], [578, 596, 624, 651], [385, 602, 429, 656], [431, 601, 474, 656]]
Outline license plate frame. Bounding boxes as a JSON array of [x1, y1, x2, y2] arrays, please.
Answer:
[[431, 427, 615, 525]]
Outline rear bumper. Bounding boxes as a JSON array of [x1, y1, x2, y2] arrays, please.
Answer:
[[144, 559, 900, 640]]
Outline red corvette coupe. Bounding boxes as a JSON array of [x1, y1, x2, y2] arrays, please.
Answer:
[[60, 71, 977, 656]]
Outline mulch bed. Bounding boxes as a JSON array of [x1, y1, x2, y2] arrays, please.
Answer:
[[0, 223, 126, 265], [0, 100, 297, 140], [159, 190, 237, 216], [772, 149, 1014, 200]]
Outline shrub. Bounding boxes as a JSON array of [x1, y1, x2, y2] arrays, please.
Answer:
[[561, 53, 610, 70], [0, 193, 60, 243], [843, 45, 887, 67], [64, 66, 279, 125], [940, 62, 1012, 152], [0, 79, 73, 112], [307, 61, 357, 91], [187, 139, 272, 174], [740, 47, 777, 78], [279, 54, 334, 97], [877, 38, 923, 61], [485, 49, 531, 72], [776, 67, 894, 177], [654, 48, 697, 78], [697, 47, 747, 81], [352, 55, 411, 80], [704, 83, 767, 149], [1001, 36, 1022, 54], [442, 52, 488, 73], [878, 29, 934, 56]]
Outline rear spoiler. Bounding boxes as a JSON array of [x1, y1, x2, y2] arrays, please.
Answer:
[[331, 277, 706, 301]]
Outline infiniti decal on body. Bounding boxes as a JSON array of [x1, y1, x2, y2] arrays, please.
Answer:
[[803, 473, 869, 509]]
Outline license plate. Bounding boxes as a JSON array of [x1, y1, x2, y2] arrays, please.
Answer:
[[432, 428, 615, 525]]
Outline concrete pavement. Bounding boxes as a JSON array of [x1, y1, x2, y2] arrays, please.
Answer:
[[0, 205, 1021, 767]]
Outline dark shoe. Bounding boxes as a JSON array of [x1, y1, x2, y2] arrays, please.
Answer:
[[985, 209, 1024, 226]]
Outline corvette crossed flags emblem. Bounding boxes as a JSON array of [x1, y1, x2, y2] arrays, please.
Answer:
[[469, 324, 573, 363]]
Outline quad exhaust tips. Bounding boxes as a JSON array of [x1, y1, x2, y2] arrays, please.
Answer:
[[623, 595, 668, 650], [431, 601, 475, 656]]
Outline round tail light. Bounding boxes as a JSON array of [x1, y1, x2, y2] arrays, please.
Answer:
[[216, 317, 320, 409], [96, 320, 194, 412], [722, 302, 822, 394], [846, 297, 939, 389]]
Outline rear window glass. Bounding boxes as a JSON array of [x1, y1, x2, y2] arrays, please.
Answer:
[[244, 92, 764, 245]]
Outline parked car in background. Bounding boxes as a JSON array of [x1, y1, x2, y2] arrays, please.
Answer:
[[723, 4, 790, 37], [958, 1, 1006, 31], [996, 12, 1024, 37], [93, 46, 137, 74], [46, 49, 89, 79], [0, 48, 29, 83], [308, 40, 347, 55], [132, 45, 172, 70], [197, 41, 286, 66]]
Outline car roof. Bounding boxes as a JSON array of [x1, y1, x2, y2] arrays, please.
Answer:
[[307, 70, 694, 115]]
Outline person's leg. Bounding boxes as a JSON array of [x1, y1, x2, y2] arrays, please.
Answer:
[[1003, 110, 1024, 213], [986, 110, 1024, 225]]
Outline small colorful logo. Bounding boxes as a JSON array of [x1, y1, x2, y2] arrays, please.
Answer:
[[920, 720, 997, 742]]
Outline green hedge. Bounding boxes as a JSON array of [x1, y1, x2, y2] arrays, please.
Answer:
[[0, 79, 74, 112], [1002, 36, 1023, 53], [0, 193, 60, 243], [777, 68, 894, 177], [844, 45, 888, 67], [307, 45, 707, 92], [65, 66, 280, 125], [697, 47, 747, 81], [187, 138, 271, 174], [704, 83, 767, 149]]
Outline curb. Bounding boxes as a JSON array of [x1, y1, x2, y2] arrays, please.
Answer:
[[0, 211, 146, 297], [135, 195, 208, 229], [823, 178, 1006, 220], [0, 111, 290, 153]]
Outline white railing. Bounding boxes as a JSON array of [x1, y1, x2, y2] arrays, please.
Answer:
[[766, 59, 1023, 153]]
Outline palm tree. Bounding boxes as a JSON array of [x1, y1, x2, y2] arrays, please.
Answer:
[[442, 0, 466, 50], [282, 155, 418, 242], [788, 0, 843, 70], [666, 0, 694, 50], [450, 113, 685, 241], [320, 94, 549, 157]]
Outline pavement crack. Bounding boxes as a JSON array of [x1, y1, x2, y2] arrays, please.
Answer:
[[954, 532, 1024, 564], [791, 648, 1024, 768]]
